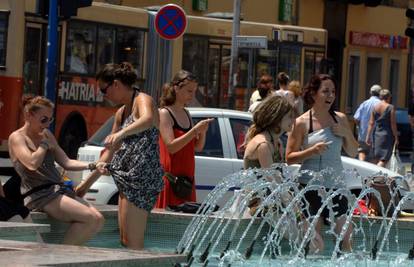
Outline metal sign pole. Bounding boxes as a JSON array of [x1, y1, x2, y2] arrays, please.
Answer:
[[227, 0, 241, 109], [45, 0, 58, 132]]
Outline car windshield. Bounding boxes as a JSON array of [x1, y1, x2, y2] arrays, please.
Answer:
[[87, 116, 114, 146]]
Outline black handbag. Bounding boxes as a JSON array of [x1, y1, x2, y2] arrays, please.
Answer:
[[164, 172, 193, 199]]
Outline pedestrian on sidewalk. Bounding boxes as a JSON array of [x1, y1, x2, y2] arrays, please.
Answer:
[[353, 84, 381, 161], [366, 89, 398, 167], [248, 74, 274, 113]]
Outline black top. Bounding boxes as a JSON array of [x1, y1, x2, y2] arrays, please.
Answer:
[[308, 109, 338, 134], [164, 107, 192, 132]]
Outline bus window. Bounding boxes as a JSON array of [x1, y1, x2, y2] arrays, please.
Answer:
[[97, 26, 115, 72], [0, 12, 9, 67], [182, 35, 208, 86], [65, 22, 96, 75], [116, 28, 145, 79], [23, 26, 42, 95], [279, 44, 301, 81]]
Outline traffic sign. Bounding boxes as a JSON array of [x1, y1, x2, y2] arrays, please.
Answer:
[[155, 4, 187, 40], [236, 35, 268, 49]]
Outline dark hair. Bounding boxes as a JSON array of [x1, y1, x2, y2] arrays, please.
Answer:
[[159, 70, 197, 107], [96, 62, 137, 87], [303, 74, 337, 107], [22, 95, 54, 113], [277, 72, 289, 86]]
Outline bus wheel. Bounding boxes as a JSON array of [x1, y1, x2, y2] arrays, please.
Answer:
[[59, 115, 87, 159]]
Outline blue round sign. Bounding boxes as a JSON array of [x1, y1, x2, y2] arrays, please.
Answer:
[[155, 4, 187, 40]]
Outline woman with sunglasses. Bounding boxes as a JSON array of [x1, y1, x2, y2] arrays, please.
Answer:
[[8, 95, 105, 245], [155, 70, 213, 208], [77, 62, 163, 250]]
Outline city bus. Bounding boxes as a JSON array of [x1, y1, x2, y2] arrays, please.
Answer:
[[0, 0, 327, 162]]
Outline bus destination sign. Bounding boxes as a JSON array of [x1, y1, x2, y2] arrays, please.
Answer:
[[236, 35, 268, 49]]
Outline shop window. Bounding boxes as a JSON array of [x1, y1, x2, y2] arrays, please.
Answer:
[[23, 26, 42, 95], [389, 59, 399, 105], [366, 57, 382, 98], [304, 50, 324, 85], [65, 21, 96, 75], [347, 55, 360, 114], [0, 12, 9, 67], [182, 35, 208, 86]]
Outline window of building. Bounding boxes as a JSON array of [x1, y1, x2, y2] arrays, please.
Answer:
[[194, 117, 223, 158], [0, 12, 9, 67], [65, 21, 145, 77], [389, 59, 399, 105], [347, 55, 360, 114], [366, 57, 382, 98]]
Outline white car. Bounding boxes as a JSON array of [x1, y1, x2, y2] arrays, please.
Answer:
[[76, 108, 402, 205]]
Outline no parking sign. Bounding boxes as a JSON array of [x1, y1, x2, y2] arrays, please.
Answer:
[[155, 4, 187, 40]]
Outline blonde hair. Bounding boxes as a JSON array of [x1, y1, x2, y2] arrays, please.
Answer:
[[22, 95, 54, 113], [244, 95, 293, 145], [288, 80, 301, 98]]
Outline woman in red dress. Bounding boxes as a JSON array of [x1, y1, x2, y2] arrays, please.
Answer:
[[155, 70, 213, 208]]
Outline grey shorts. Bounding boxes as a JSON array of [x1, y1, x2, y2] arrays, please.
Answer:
[[358, 141, 371, 154]]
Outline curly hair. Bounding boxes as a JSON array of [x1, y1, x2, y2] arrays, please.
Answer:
[[96, 62, 137, 87], [303, 74, 336, 107], [244, 95, 293, 144], [159, 70, 197, 107], [22, 95, 54, 113]]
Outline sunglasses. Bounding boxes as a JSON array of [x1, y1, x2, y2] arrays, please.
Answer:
[[100, 82, 113, 95], [40, 115, 54, 124], [173, 74, 197, 86]]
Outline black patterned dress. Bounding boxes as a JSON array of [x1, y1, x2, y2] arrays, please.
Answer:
[[108, 114, 164, 212]]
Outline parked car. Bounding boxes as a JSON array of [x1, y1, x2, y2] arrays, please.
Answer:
[[77, 108, 252, 205], [76, 108, 402, 206], [396, 108, 413, 154]]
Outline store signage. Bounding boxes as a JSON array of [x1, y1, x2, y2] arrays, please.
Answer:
[[192, 0, 208, 11], [236, 35, 268, 49], [155, 4, 187, 40], [279, 0, 292, 22], [349, 31, 408, 49]]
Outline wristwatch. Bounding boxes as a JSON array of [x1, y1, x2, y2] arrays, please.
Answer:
[[88, 162, 97, 171]]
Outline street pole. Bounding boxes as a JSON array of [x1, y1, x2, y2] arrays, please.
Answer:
[[45, 0, 58, 132], [227, 0, 241, 109]]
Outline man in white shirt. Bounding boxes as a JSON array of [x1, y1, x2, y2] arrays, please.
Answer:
[[353, 84, 382, 161]]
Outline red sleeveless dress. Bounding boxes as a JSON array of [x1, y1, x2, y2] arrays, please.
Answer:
[[155, 108, 196, 208]]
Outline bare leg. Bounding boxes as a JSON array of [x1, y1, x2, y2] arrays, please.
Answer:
[[43, 195, 104, 245], [118, 193, 125, 247], [335, 215, 352, 251], [302, 217, 324, 254], [118, 193, 148, 250]]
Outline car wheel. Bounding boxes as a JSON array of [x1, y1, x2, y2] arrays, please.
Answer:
[[108, 192, 119, 205]]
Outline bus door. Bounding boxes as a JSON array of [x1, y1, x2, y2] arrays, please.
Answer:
[[23, 21, 61, 96], [23, 23, 46, 96], [236, 41, 278, 111], [208, 43, 231, 108], [304, 49, 325, 86]]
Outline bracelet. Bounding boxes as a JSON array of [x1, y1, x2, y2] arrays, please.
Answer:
[[39, 141, 49, 150], [88, 162, 97, 171]]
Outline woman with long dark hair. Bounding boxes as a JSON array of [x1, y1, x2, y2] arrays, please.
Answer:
[[286, 74, 358, 253]]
